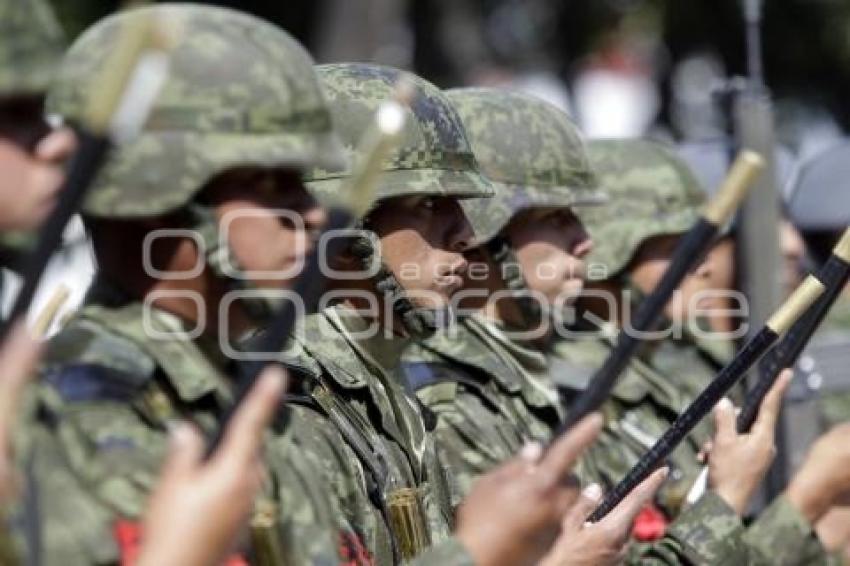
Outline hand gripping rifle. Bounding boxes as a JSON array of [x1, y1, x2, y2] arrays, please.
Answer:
[[0, 13, 172, 342], [589, 275, 825, 522], [685, 228, 850, 504], [205, 77, 415, 456], [554, 151, 764, 436]]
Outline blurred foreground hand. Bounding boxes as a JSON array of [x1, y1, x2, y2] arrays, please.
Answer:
[[0, 321, 41, 504], [137, 366, 285, 566], [456, 413, 603, 566]]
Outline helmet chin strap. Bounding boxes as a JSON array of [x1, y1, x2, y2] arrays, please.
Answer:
[[187, 204, 283, 328], [349, 230, 450, 340], [485, 235, 545, 332]]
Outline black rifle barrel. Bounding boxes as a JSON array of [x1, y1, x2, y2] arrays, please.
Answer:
[[737, 230, 850, 432], [556, 151, 764, 435], [588, 275, 824, 521]]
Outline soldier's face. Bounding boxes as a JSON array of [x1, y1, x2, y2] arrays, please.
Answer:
[[203, 168, 327, 290], [503, 208, 592, 305], [367, 195, 473, 310], [679, 236, 737, 332], [630, 234, 713, 324], [0, 128, 74, 231]]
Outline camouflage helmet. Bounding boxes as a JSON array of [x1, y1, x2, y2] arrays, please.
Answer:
[[446, 87, 605, 244], [0, 0, 65, 97], [584, 139, 706, 278], [47, 3, 345, 219], [304, 63, 493, 207]]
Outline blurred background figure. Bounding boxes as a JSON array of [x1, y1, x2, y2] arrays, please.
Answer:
[[778, 141, 850, 482]]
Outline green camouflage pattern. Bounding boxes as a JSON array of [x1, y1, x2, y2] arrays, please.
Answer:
[[810, 292, 850, 427], [646, 320, 742, 405], [304, 63, 493, 206], [401, 313, 563, 501], [282, 304, 460, 564], [0, 0, 65, 97], [445, 87, 605, 243], [583, 139, 706, 278], [46, 3, 344, 218], [23, 288, 347, 565]]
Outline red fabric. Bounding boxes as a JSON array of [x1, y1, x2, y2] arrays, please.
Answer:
[[113, 519, 248, 565], [113, 520, 142, 566], [632, 503, 668, 541], [339, 530, 374, 566]]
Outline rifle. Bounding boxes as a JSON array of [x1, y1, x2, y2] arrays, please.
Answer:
[[205, 77, 414, 456], [589, 275, 824, 521], [686, 227, 850, 504], [555, 151, 764, 435], [0, 14, 172, 342]]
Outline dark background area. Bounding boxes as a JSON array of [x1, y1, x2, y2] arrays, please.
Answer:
[[48, 0, 850, 134]]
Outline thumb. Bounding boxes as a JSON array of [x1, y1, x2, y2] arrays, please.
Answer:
[[752, 369, 792, 437], [562, 483, 603, 533], [713, 397, 736, 444], [603, 467, 669, 532]]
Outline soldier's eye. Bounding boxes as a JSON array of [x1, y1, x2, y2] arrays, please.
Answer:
[[421, 197, 438, 210]]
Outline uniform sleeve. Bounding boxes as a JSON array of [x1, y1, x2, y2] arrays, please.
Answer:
[[627, 491, 750, 565], [742, 494, 830, 566]]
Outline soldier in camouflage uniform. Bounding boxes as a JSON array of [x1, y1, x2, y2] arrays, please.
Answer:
[[20, 5, 355, 564], [0, 0, 74, 262], [394, 89, 760, 564], [0, 0, 71, 562], [399, 88, 603, 501], [282, 63, 487, 565], [285, 65, 604, 566], [561, 138, 832, 564]]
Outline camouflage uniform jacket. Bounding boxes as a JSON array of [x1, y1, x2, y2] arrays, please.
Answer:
[[553, 329, 828, 565], [399, 313, 563, 502], [284, 304, 471, 566], [23, 287, 345, 566], [643, 318, 742, 405], [808, 292, 850, 427]]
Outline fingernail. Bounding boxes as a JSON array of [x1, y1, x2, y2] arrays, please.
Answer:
[[588, 412, 605, 428], [169, 422, 192, 447], [582, 483, 603, 501], [520, 442, 543, 463], [261, 366, 285, 390], [658, 466, 670, 480], [717, 397, 733, 411]]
